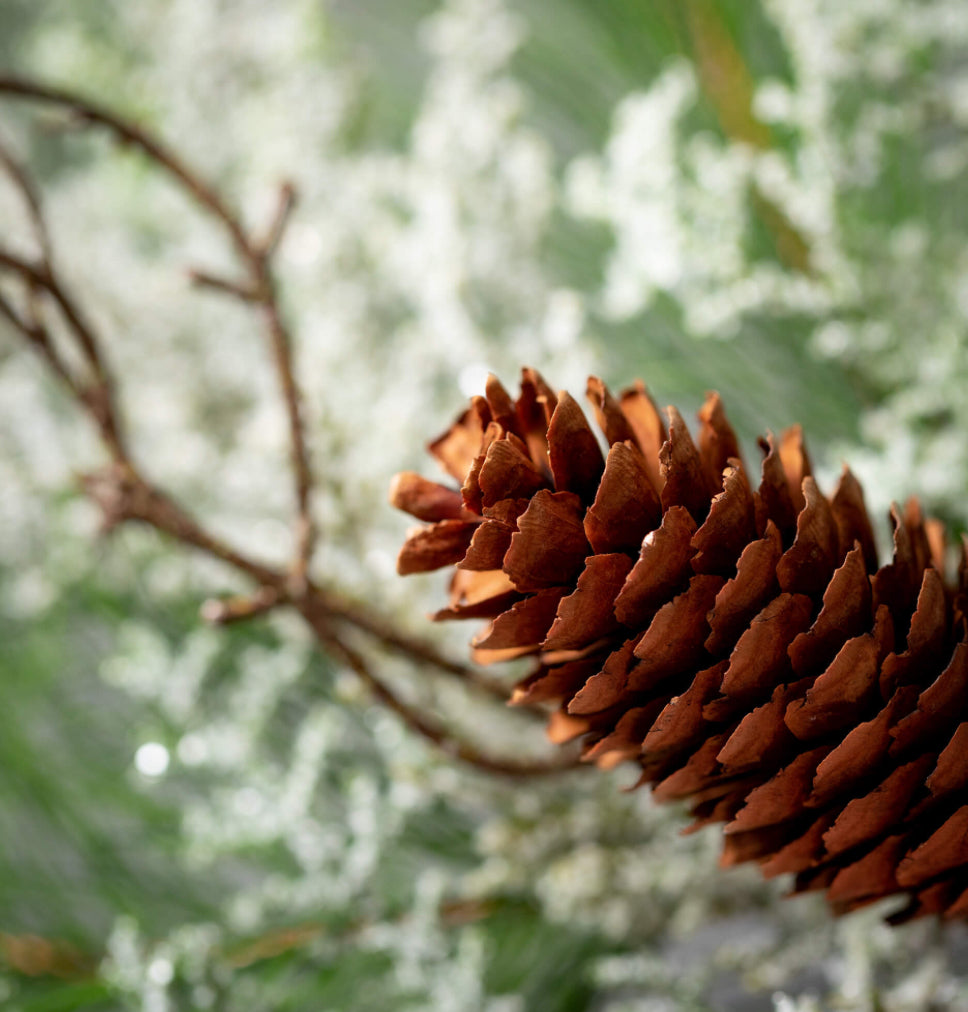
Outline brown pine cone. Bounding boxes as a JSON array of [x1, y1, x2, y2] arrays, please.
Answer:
[[390, 368, 968, 922]]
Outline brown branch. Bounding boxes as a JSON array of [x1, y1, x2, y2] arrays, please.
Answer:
[[0, 75, 251, 260], [0, 288, 29, 333], [0, 76, 557, 780], [0, 75, 318, 576], [0, 132, 52, 261], [258, 270, 316, 581], [79, 464, 285, 587], [67, 454, 525, 712], [247, 185, 316, 578], [201, 587, 281, 625], [0, 243, 127, 459], [319, 590, 514, 704], [76, 462, 514, 711], [0, 212, 286, 589], [0, 248, 104, 373], [188, 268, 258, 302], [256, 181, 297, 258], [0, 288, 82, 394], [303, 602, 582, 778]]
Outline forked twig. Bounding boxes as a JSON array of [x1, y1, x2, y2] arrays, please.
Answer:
[[0, 131, 51, 261], [188, 268, 258, 302], [0, 288, 78, 393], [0, 77, 572, 778], [305, 605, 581, 778], [256, 181, 297, 258], [0, 241, 126, 458], [319, 591, 514, 703], [0, 74, 316, 577], [0, 77, 249, 254]]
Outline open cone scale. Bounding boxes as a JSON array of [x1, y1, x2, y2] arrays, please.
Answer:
[[391, 368, 968, 922]]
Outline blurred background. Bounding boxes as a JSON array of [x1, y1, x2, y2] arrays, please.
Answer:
[[2, 1, 968, 1009]]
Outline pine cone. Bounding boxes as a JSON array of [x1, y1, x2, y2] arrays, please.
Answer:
[[390, 368, 968, 922]]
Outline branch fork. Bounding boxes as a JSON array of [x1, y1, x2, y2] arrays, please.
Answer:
[[0, 76, 575, 779]]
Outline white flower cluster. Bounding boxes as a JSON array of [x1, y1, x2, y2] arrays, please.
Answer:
[[566, 0, 968, 530], [4, 0, 968, 1009]]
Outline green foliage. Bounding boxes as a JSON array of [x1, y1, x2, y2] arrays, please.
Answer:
[[0, 570, 217, 946], [4, 1, 968, 1009]]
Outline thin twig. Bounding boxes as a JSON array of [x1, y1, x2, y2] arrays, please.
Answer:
[[304, 604, 582, 778], [0, 77, 559, 781], [74, 463, 516, 713], [257, 270, 316, 581], [0, 75, 319, 576], [0, 288, 80, 394], [0, 246, 107, 381], [0, 243, 126, 458], [79, 465, 285, 587], [188, 268, 258, 302], [201, 587, 281, 625], [319, 591, 514, 703], [0, 196, 283, 585], [0, 132, 52, 261], [256, 181, 297, 259], [0, 76, 251, 259], [0, 289, 28, 333]]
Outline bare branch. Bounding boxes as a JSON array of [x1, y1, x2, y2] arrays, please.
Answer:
[[258, 275, 316, 581], [188, 268, 258, 302], [304, 607, 582, 778], [0, 75, 319, 576], [0, 287, 38, 341], [0, 132, 52, 261], [201, 587, 281, 625], [67, 457, 514, 713], [0, 75, 251, 260], [256, 181, 297, 259], [0, 242, 127, 458], [79, 464, 285, 588], [73, 460, 530, 720], [0, 288, 81, 394], [0, 248, 100, 371], [319, 590, 514, 703], [0, 76, 555, 782]]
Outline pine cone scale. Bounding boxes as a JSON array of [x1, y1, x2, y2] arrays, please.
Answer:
[[584, 441, 661, 554], [392, 367, 968, 921]]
